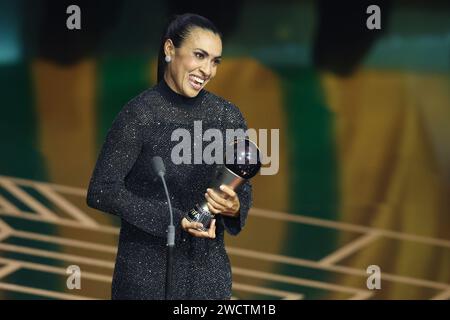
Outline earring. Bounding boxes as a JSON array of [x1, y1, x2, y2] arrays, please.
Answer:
[[165, 55, 171, 63]]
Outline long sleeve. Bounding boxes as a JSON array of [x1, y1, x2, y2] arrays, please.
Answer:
[[86, 102, 184, 239], [222, 180, 252, 236], [221, 103, 254, 236]]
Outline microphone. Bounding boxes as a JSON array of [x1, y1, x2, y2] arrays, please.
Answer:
[[151, 156, 173, 234], [151, 156, 174, 300], [152, 156, 166, 177]]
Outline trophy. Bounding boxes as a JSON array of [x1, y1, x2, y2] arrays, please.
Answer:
[[185, 138, 262, 231]]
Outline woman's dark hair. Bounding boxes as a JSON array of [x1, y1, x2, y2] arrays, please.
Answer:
[[157, 13, 222, 82]]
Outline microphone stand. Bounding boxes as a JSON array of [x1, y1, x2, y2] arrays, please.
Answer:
[[152, 156, 175, 300], [159, 175, 175, 300]]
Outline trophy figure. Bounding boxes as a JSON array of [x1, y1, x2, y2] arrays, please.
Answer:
[[186, 138, 262, 231]]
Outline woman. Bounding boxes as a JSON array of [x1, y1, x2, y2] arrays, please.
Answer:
[[86, 13, 253, 300]]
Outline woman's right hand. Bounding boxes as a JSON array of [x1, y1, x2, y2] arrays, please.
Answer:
[[181, 218, 216, 239]]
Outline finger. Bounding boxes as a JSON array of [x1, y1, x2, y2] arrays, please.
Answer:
[[193, 222, 204, 230], [181, 218, 192, 230], [205, 193, 227, 212], [219, 185, 237, 198], [187, 228, 209, 238], [181, 217, 188, 229], [207, 202, 222, 214], [187, 221, 204, 230], [207, 189, 230, 207], [207, 189, 233, 208], [182, 218, 203, 231], [208, 219, 216, 238]]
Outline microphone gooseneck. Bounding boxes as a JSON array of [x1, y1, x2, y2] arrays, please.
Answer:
[[151, 156, 175, 300]]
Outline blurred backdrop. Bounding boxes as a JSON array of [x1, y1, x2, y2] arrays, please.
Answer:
[[0, 0, 449, 299]]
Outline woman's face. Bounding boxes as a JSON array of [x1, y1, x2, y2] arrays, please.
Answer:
[[164, 27, 222, 97]]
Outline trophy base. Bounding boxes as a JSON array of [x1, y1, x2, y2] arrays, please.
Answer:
[[185, 204, 213, 231]]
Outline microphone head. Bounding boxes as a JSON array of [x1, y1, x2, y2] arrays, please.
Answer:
[[151, 156, 166, 176]]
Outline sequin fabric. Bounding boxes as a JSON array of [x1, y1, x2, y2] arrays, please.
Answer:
[[86, 80, 252, 300]]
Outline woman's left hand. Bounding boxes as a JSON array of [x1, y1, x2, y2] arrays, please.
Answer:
[[205, 185, 240, 217]]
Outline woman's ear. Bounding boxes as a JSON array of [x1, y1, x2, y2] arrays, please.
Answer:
[[164, 39, 175, 58]]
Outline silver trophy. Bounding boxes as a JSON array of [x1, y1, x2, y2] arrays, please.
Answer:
[[186, 138, 262, 231]]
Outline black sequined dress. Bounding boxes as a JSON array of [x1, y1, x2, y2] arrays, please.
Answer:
[[86, 80, 252, 299]]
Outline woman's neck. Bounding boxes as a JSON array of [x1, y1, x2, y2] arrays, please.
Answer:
[[157, 76, 204, 107]]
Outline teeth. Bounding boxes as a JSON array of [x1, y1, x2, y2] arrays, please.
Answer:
[[191, 75, 204, 84]]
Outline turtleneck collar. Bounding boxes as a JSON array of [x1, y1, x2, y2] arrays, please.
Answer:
[[156, 78, 205, 108]]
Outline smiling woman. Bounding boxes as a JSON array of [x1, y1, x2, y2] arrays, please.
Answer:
[[158, 14, 222, 97], [163, 27, 222, 95], [86, 13, 254, 300]]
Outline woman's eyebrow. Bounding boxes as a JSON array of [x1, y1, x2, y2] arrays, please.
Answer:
[[194, 48, 222, 59]]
